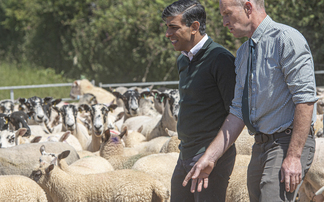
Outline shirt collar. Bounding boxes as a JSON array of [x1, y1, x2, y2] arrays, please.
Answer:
[[251, 15, 272, 45], [182, 34, 208, 61]]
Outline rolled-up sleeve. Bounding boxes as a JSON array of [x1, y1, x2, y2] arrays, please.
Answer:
[[280, 29, 318, 104]]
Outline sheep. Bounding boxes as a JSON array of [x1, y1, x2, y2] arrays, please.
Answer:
[[112, 90, 160, 122], [78, 93, 98, 105], [122, 125, 146, 148], [132, 152, 179, 202], [298, 137, 324, 202], [225, 154, 251, 202], [0, 128, 27, 148], [234, 127, 254, 155], [39, 145, 114, 175], [30, 149, 169, 202], [8, 110, 31, 137], [99, 128, 149, 169], [0, 175, 49, 202], [70, 79, 116, 104], [0, 141, 79, 177], [51, 104, 90, 150], [0, 99, 14, 114], [121, 89, 179, 141], [0, 113, 9, 130], [160, 128, 180, 153]]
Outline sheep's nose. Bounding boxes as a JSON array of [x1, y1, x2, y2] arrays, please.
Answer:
[[37, 115, 44, 120], [67, 123, 74, 128], [174, 115, 178, 121], [94, 125, 102, 130], [0, 143, 2, 148]]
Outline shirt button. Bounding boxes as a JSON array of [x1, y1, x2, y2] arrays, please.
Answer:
[[252, 88, 256, 92], [252, 107, 256, 111]]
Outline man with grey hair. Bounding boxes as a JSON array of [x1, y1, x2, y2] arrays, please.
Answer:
[[162, 0, 236, 201], [183, 0, 317, 201]]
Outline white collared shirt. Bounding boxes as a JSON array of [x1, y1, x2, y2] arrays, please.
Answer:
[[181, 34, 208, 61]]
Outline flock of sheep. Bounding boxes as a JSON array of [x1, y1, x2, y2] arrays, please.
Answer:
[[0, 79, 323, 202]]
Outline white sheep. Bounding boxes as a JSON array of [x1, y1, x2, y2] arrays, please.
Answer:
[[30, 150, 169, 202], [70, 79, 116, 104], [99, 129, 150, 170], [132, 152, 179, 202], [225, 154, 251, 202], [160, 128, 180, 153], [0, 175, 49, 201], [39, 145, 114, 175], [0, 141, 79, 177], [298, 137, 324, 202]]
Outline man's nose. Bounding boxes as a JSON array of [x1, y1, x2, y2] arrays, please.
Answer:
[[165, 28, 172, 38]]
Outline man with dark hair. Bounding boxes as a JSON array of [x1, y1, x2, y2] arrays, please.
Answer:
[[162, 0, 237, 201], [183, 0, 317, 201]]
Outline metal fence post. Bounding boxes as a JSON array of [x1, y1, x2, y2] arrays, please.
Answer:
[[10, 89, 14, 101]]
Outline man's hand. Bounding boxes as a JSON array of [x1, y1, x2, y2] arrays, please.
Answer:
[[182, 154, 216, 193], [280, 156, 302, 193]]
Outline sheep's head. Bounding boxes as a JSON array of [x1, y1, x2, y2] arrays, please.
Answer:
[[18, 96, 49, 124], [113, 90, 141, 117], [57, 105, 78, 131], [80, 104, 117, 137], [0, 100, 14, 114], [0, 128, 27, 148]]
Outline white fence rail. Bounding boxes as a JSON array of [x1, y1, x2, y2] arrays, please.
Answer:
[[0, 80, 179, 101], [1, 68, 324, 101]]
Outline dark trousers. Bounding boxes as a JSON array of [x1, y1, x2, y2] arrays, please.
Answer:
[[247, 130, 315, 202], [171, 144, 236, 202]]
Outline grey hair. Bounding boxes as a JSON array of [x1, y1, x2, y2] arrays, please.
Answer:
[[236, 0, 265, 9], [162, 0, 206, 35]]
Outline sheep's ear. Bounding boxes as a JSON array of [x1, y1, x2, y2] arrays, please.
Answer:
[[15, 128, 27, 137], [108, 104, 118, 112], [40, 145, 46, 154], [43, 97, 53, 105], [58, 150, 70, 160], [114, 112, 124, 123], [119, 128, 127, 139], [140, 91, 152, 99], [46, 164, 55, 173], [137, 125, 143, 133], [52, 99, 62, 107], [112, 91, 122, 99], [31, 136, 42, 143], [19, 98, 27, 104], [79, 104, 91, 113], [103, 129, 111, 142], [59, 131, 71, 142]]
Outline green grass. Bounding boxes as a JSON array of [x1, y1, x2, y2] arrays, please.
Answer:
[[0, 61, 75, 101]]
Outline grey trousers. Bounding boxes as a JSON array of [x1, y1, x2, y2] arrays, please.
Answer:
[[171, 144, 236, 202], [247, 130, 315, 202]]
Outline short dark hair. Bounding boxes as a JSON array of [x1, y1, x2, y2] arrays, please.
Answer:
[[162, 0, 206, 35]]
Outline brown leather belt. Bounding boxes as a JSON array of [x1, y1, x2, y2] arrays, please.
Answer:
[[254, 128, 293, 145], [254, 126, 314, 145]]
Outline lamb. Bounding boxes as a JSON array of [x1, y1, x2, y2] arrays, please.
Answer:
[[0, 141, 79, 177], [132, 152, 179, 202], [298, 137, 324, 202], [0, 128, 28, 148], [0, 175, 48, 202], [225, 154, 251, 202], [39, 145, 114, 175], [234, 127, 254, 155], [70, 79, 116, 104], [160, 128, 180, 153], [99, 129, 149, 169], [122, 125, 146, 148], [30, 149, 169, 202]]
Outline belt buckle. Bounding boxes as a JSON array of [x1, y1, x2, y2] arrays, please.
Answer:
[[261, 134, 269, 143]]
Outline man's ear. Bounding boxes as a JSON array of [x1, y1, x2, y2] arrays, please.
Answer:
[[191, 21, 200, 34]]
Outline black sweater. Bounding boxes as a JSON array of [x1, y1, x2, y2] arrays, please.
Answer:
[[177, 37, 236, 160]]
